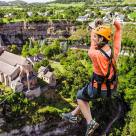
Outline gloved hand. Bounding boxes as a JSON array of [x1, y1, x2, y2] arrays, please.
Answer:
[[103, 12, 124, 24], [113, 16, 123, 25], [113, 19, 122, 30], [89, 18, 103, 29], [94, 18, 103, 27]]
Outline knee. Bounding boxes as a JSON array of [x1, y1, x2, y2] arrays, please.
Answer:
[[77, 98, 82, 103], [77, 99, 85, 105]]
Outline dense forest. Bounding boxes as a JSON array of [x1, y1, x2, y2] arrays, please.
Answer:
[[1, 48, 135, 135]]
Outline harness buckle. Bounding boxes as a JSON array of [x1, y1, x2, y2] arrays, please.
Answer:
[[104, 79, 107, 83]]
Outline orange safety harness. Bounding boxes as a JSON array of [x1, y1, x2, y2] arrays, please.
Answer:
[[91, 46, 118, 97]]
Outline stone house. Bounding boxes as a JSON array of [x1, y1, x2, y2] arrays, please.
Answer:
[[27, 12, 33, 17], [38, 66, 56, 87], [0, 50, 24, 87], [0, 49, 38, 93], [4, 13, 14, 19], [45, 71, 56, 87]]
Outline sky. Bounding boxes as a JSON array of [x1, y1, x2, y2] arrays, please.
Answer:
[[3, 0, 55, 3]]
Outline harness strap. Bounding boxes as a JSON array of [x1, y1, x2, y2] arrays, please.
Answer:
[[97, 82, 102, 97], [106, 80, 111, 97], [99, 48, 112, 78], [92, 46, 116, 97], [99, 48, 111, 59], [92, 72, 105, 97]]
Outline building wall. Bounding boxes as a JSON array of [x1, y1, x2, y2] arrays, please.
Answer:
[[0, 72, 4, 82], [43, 76, 54, 84], [10, 67, 20, 81], [4, 74, 9, 86], [8, 76, 12, 87], [0, 72, 11, 86], [11, 80, 24, 92]]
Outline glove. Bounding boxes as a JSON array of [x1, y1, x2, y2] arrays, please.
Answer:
[[113, 18, 122, 30], [94, 18, 103, 27], [113, 16, 123, 24], [89, 18, 103, 29]]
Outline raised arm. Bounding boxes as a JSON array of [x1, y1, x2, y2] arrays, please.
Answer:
[[90, 30, 96, 49], [113, 20, 122, 61]]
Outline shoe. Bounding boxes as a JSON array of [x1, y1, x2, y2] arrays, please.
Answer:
[[61, 112, 78, 123], [85, 120, 99, 136]]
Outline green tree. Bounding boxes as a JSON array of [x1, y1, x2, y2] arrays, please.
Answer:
[[21, 42, 29, 57], [8, 45, 19, 54], [43, 40, 61, 59]]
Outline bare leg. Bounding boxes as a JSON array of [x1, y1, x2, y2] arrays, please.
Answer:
[[77, 99, 92, 124], [71, 105, 80, 116]]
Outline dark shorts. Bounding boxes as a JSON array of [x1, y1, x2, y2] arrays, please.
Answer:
[[77, 83, 116, 101]]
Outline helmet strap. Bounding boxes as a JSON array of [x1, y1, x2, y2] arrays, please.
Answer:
[[97, 41, 106, 48], [97, 36, 106, 47]]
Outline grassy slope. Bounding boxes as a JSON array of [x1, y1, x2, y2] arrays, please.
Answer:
[[122, 24, 136, 41], [128, 12, 136, 20], [50, 61, 66, 74]]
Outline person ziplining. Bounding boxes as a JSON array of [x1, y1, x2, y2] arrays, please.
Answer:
[[62, 17, 122, 136]]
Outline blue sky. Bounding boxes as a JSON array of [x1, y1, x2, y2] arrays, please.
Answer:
[[3, 0, 55, 3]]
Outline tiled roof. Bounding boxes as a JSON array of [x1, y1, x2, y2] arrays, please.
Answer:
[[45, 71, 53, 78], [0, 51, 26, 75], [38, 66, 48, 74], [0, 51, 26, 66], [0, 61, 19, 75]]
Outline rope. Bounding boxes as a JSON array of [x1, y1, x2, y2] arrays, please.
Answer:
[[105, 103, 122, 135]]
